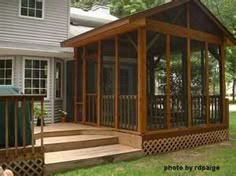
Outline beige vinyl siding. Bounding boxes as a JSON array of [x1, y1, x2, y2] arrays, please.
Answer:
[[0, 0, 69, 46]]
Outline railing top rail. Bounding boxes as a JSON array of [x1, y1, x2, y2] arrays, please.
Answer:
[[0, 95, 45, 100]]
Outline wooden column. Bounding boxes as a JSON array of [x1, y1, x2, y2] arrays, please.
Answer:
[[5, 99, 9, 158], [40, 98, 44, 154], [187, 38, 192, 127], [186, 2, 192, 127], [220, 44, 226, 124], [166, 34, 171, 129], [74, 48, 79, 122], [82, 46, 86, 123], [115, 36, 119, 129], [205, 42, 210, 125], [97, 41, 101, 126], [138, 28, 147, 134]]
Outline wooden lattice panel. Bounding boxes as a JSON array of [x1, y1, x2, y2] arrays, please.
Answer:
[[143, 129, 228, 155], [1, 158, 43, 176]]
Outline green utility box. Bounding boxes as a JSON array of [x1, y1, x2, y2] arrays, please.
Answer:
[[0, 86, 32, 148]]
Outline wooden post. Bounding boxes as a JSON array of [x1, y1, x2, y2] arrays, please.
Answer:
[[40, 98, 44, 154], [220, 44, 226, 124], [138, 28, 147, 134], [205, 42, 210, 125], [97, 41, 101, 126], [187, 38, 192, 127], [31, 98, 35, 155], [74, 48, 79, 122], [82, 46, 86, 123], [5, 98, 9, 158], [14, 98, 18, 157], [23, 97, 26, 155], [166, 34, 171, 129], [115, 36, 119, 129]]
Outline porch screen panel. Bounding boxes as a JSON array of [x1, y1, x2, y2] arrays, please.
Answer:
[[101, 38, 115, 127], [85, 43, 97, 124], [191, 40, 206, 126], [208, 44, 221, 123], [170, 36, 187, 128], [119, 31, 138, 130], [147, 31, 167, 130]]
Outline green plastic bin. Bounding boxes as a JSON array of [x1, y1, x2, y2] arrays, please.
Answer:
[[0, 86, 32, 148]]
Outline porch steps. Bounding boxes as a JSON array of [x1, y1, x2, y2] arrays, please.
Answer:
[[36, 135, 118, 152], [44, 144, 143, 175]]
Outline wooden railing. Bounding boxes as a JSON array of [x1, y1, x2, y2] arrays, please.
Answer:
[[148, 95, 166, 130], [119, 95, 137, 130], [210, 95, 221, 123], [0, 95, 44, 162], [86, 94, 97, 124], [192, 96, 205, 125], [101, 95, 114, 127], [147, 95, 222, 130]]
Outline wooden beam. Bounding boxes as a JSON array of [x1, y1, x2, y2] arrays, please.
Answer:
[[146, 20, 223, 45], [97, 41, 101, 126], [220, 44, 226, 124], [115, 36, 119, 129], [166, 35, 171, 129], [74, 48, 79, 123], [205, 42, 210, 125], [138, 28, 147, 134], [82, 47, 86, 123], [187, 38, 192, 127]]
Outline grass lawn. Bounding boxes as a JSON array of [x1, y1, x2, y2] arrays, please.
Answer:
[[55, 112, 236, 176]]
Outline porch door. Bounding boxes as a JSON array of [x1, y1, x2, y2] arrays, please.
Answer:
[[86, 58, 97, 124]]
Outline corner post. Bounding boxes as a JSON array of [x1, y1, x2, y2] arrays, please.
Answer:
[[205, 42, 210, 125], [82, 46, 86, 123], [115, 36, 119, 129], [97, 41, 101, 126], [166, 34, 171, 129], [138, 27, 147, 134], [74, 48, 78, 122], [220, 44, 226, 124]]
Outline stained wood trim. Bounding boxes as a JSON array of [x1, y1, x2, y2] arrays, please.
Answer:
[[143, 124, 228, 140], [115, 36, 119, 129], [187, 38, 192, 127], [97, 41, 101, 126], [74, 48, 79, 122], [138, 28, 147, 134], [166, 34, 171, 129], [14, 99, 18, 157], [220, 44, 226, 124], [22, 98, 26, 155], [82, 46, 86, 123], [31, 98, 35, 155], [205, 42, 210, 125], [147, 20, 223, 45]]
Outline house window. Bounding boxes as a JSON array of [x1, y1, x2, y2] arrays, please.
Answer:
[[20, 0, 43, 18], [55, 62, 62, 98], [0, 59, 13, 85], [24, 59, 48, 96]]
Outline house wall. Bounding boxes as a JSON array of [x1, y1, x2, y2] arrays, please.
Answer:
[[0, 0, 70, 46], [11, 56, 55, 124]]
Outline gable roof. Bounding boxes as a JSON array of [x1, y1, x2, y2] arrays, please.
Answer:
[[62, 0, 236, 47]]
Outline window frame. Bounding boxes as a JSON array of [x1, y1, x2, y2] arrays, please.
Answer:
[[55, 60, 63, 99], [19, 0, 45, 20], [0, 57, 14, 86], [23, 57, 49, 100]]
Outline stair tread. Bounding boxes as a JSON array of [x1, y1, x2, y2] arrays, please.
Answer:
[[36, 135, 117, 145], [45, 144, 141, 164]]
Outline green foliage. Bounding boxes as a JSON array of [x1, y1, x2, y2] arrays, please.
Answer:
[[34, 105, 48, 119]]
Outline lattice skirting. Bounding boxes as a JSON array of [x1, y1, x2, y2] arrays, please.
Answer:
[[143, 129, 229, 155], [1, 158, 44, 176]]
